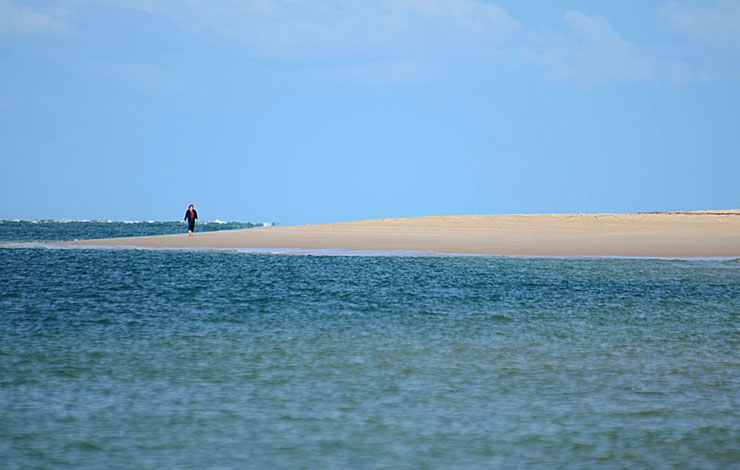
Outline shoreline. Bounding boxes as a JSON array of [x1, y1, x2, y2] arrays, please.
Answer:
[[60, 211, 740, 258], [18, 242, 740, 261]]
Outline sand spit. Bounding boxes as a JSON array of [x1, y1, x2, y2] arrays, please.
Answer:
[[62, 212, 740, 257]]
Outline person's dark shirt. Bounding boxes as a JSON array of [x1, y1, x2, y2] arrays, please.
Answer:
[[184, 209, 198, 222]]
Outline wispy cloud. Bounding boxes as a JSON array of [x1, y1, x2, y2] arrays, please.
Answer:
[[659, 1, 740, 49], [11, 0, 729, 87], [0, 0, 70, 36], [108, 1, 704, 86], [106, 0, 520, 60], [526, 11, 693, 85]]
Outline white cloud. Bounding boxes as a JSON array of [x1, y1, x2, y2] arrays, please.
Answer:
[[105, 0, 519, 61], [14, 1, 715, 87], [107, 1, 702, 86], [526, 10, 693, 85], [0, 0, 69, 35], [660, 1, 740, 48]]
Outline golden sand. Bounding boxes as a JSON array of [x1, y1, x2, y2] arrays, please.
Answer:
[[62, 211, 740, 257]]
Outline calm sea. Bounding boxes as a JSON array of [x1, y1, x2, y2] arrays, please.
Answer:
[[1, 221, 739, 469]]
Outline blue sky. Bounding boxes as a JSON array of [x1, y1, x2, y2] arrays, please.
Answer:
[[2, 0, 739, 224]]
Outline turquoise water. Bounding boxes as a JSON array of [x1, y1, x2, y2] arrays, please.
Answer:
[[1, 222, 739, 469]]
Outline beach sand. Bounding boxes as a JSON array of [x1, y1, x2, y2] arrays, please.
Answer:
[[63, 211, 740, 257]]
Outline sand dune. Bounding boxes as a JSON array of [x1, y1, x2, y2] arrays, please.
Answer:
[[63, 212, 740, 257]]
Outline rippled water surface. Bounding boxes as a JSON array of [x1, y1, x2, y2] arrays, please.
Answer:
[[0, 219, 263, 242], [1, 223, 739, 469]]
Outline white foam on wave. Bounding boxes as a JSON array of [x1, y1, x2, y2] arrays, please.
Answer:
[[4, 219, 111, 224]]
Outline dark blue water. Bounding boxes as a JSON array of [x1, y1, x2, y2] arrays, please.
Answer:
[[1, 222, 738, 469], [0, 219, 264, 242]]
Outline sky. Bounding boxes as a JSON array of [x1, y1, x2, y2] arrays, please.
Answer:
[[1, 0, 739, 224]]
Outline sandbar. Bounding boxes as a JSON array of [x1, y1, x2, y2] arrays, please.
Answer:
[[61, 211, 740, 257]]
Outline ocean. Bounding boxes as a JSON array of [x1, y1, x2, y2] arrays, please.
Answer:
[[1, 221, 738, 469]]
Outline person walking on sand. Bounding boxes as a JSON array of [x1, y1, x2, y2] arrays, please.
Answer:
[[184, 204, 198, 236]]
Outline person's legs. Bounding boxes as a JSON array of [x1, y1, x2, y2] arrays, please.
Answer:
[[188, 221, 195, 236]]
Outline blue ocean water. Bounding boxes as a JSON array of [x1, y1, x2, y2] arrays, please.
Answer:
[[1, 222, 739, 469], [0, 219, 264, 243]]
